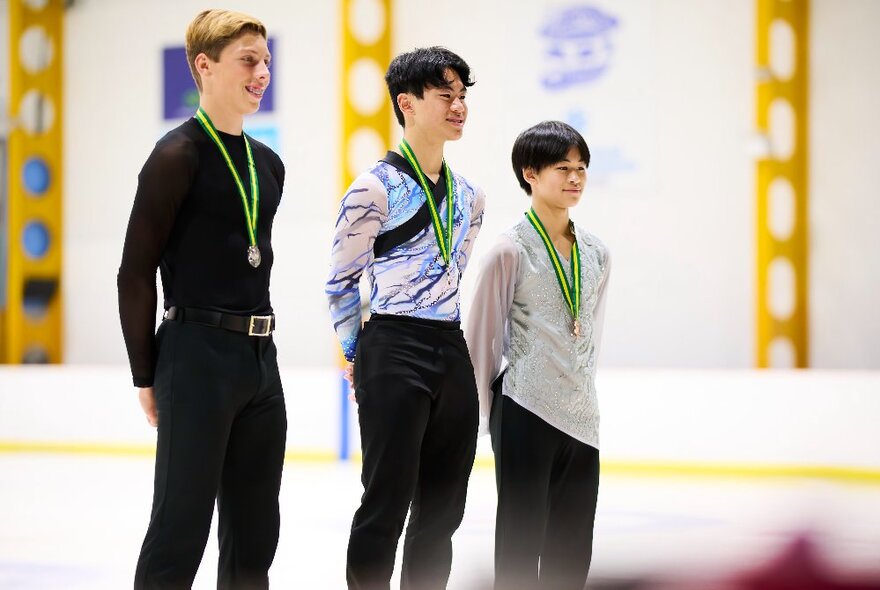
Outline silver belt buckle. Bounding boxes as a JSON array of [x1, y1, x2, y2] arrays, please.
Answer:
[[248, 315, 273, 337]]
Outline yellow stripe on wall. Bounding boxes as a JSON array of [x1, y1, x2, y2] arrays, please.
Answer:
[[0, 441, 337, 464], [3, 440, 878, 485]]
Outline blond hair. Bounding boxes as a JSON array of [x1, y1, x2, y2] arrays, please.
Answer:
[[185, 9, 267, 92]]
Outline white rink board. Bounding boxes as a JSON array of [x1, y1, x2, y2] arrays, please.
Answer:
[[1, 367, 878, 469]]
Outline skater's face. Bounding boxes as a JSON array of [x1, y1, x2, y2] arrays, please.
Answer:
[[195, 32, 271, 116], [399, 68, 468, 141], [524, 145, 587, 208]]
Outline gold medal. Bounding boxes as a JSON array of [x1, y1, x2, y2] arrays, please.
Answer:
[[573, 319, 580, 338]]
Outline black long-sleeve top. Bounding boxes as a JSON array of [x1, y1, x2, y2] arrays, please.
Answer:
[[118, 118, 285, 387]]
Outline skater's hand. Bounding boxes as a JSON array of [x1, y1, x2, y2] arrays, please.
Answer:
[[138, 387, 158, 427], [343, 363, 356, 402]]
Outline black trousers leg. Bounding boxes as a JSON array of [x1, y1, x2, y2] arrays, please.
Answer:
[[347, 321, 432, 589], [401, 334, 479, 590], [491, 396, 554, 590], [540, 440, 600, 590], [347, 317, 478, 590], [217, 338, 287, 590], [134, 322, 286, 590]]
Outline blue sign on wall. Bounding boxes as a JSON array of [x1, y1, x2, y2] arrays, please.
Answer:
[[244, 125, 280, 154], [540, 6, 618, 91], [163, 38, 276, 120]]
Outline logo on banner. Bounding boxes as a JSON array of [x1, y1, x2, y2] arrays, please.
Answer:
[[539, 5, 618, 91]]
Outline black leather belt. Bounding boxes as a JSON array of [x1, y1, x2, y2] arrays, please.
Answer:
[[164, 306, 275, 337]]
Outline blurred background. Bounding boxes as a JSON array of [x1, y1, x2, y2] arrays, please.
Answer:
[[1, 0, 878, 588]]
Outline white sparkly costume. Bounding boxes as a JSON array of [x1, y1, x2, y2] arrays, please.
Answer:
[[465, 216, 611, 448]]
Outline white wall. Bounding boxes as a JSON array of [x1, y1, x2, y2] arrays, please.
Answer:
[[61, 0, 341, 370], [404, 0, 759, 369], [809, 0, 880, 368], [0, 0, 872, 369]]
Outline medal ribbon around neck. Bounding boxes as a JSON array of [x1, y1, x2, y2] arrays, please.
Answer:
[[525, 208, 581, 325], [195, 107, 260, 254], [398, 138, 455, 266]]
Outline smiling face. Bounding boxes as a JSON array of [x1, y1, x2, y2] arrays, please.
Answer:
[[525, 145, 588, 210], [196, 32, 271, 117], [401, 68, 468, 142]]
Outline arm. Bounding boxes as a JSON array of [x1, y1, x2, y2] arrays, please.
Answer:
[[591, 250, 612, 362], [463, 235, 519, 435], [273, 152, 286, 197], [117, 136, 195, 389], [325, 173, 388, 361], [456, 186, 486, 276]]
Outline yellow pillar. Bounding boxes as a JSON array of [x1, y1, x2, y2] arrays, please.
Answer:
[[755, 0, 809, 367], [3, 0, 64, 363], [341, 0, 393, 190], [338, 0, 392, 458]]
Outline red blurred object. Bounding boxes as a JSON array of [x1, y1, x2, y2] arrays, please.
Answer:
[[733, 535, 880, 590]]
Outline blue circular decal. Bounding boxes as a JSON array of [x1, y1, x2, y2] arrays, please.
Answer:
[[23, 157, 51, 195], [23, 221, 51, 258]]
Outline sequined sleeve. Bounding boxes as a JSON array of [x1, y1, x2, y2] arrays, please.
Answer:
[[591, 249, 612, 363], [464, 235, 520, 435], [325, 173, 389, 361], [455, 186, 486, 276]]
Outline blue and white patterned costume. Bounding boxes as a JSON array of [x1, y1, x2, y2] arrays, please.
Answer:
[[326, 156, 486, 361]]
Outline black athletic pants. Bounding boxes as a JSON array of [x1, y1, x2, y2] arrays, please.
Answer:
[[490, 393, 600, 590], [347, 314, 480, 590], [134, 319, 287, 589]]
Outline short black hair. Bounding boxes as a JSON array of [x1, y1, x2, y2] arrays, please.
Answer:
[[385, 46, 475, 127], [511, 121, 591, 195]]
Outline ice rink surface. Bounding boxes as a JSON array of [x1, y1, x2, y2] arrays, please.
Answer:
[[1, 453, 878, 589]]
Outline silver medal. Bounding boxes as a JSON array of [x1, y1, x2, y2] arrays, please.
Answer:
[[247, 245, 261, 268]]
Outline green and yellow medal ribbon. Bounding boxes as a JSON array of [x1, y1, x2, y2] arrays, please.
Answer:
[[525, 208, 581, 332], [398, 138, 455, 266], [194, 107, 260, 252]]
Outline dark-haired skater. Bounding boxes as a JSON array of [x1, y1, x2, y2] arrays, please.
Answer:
[[326, 46, 485, 589], [466, 121, 611, 590]]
